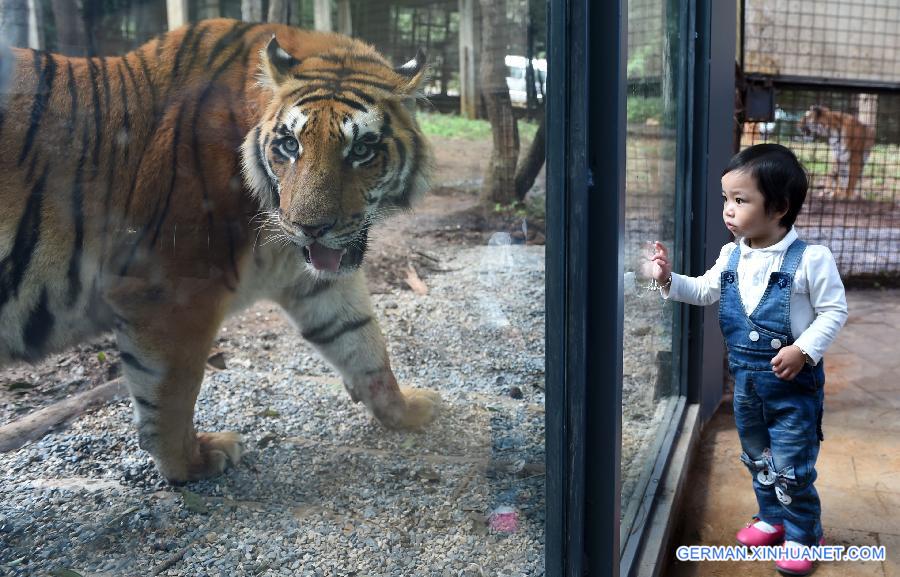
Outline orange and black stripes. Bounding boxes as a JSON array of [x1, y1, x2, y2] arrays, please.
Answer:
[[65, 61, 78, 138], [19, 50, 57, 167], [1, 17, 431, 354], [0, 19, 438, 483], [65, 120, 90, 307], [0, 157, 49, 313]]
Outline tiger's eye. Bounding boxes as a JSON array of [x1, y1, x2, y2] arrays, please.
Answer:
[[284, 138, 299, 153], [352, 142, 369, 157]]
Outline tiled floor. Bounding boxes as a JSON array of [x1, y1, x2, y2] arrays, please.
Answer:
[[665, 289, 900, 577]]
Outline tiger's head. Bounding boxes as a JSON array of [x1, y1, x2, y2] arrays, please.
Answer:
[[241, 35, 432, 276], [798, 104, 831, 142]]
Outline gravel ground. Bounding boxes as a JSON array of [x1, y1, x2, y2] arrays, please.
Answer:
[[1, 228, 678, 577], [0, 242, 546, 577]]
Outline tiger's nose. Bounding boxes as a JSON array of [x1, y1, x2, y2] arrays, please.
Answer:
[[296, 221, 335, 238]]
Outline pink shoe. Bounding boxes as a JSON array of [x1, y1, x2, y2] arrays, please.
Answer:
[[736, 517, 785, 547], [775, 538, 826, 576]]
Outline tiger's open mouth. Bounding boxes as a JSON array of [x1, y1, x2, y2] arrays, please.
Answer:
[[302, 242, 346, 272], [301, 241, 366, 273]]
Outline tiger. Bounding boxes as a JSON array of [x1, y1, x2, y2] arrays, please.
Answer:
[[798, 104, 876, 199], [0, 18, 441, 484]]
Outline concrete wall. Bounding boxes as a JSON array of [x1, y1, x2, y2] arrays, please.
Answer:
[[743, 0, 900, 82]]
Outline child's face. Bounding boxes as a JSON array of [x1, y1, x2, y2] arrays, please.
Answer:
[[721, 170, 787, 241]]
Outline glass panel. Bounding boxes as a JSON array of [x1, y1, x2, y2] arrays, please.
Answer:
[[0, 1, 547, 575], [621, 0, 683, 545]]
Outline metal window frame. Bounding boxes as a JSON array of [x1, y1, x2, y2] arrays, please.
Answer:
[[545, 0, 734, 575], [544, 0, 626, 574]]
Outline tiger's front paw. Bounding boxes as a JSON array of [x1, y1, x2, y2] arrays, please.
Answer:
[[196, 431, 244, 471], [394, 387, 442, 431], [158, 431, 244, 485]]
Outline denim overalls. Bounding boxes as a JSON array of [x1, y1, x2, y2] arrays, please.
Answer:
[[720, 238, 826, 546]]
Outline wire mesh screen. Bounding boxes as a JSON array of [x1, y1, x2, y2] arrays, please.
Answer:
[[741, 0, 900, 283], [352, 0, 459, 97], [740, 88, 900, 279], [743, 0, 900, 84]]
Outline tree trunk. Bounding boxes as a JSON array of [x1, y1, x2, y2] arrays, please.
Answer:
[[166, 0, 188, 30], [26, 0, 41, 49], [337, 0, 352, 35], [314, 0, 332, 31], [81, 0, 98, 56], [242, 0, 263, 22], [51, 0, 87, 55], [268, 0, 288, 24], [0, 0, 30, 47], [515, 109, 546, 200], [478, 0, 519, 205], [197, 0, 221, 20]]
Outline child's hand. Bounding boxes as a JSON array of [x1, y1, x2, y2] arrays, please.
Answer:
[[771, 345, 806, 381], [650, 241, 672, 283]]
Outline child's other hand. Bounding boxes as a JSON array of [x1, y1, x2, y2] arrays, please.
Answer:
[[771, 345, 806, 381], [650, 241, 671, 283]]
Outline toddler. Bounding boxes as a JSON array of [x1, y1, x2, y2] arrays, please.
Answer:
[[652, 143, 848, 576]]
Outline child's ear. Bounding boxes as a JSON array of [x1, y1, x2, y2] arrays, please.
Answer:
[[394, 48, 427, 112], [258, 35, 302, 89]]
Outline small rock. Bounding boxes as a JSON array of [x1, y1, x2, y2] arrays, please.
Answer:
[[207, 351, 227, 370], [416, 467, 441, 483], [508, 386, 523, 399]]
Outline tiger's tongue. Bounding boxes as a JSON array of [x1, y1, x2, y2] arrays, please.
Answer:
[[308, 243, 344, 272]]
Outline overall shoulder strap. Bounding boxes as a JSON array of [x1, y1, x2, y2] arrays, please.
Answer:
[[725, 240, 741, 271], [780, 238, 807, 277]]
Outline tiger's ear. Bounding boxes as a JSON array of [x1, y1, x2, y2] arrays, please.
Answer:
[[394, 48, 427, 114], [259, 35, 301, 88], [394, 48, 427, 96]]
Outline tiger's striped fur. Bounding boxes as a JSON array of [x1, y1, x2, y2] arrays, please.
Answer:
[[799, 104, 875, 199], [0, 19, 439, 483]]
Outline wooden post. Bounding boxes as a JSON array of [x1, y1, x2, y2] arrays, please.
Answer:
[[268, 0, 288, 24], [197, 0, 221, 20], [337, 0, 352, 35], [27, 0, 42, 49], [458, 0, 477, 119], [314, 0, 333, 31], [241, 0, 262, 22], [166, 0, 188, 29], [857, 93, 878, 127]]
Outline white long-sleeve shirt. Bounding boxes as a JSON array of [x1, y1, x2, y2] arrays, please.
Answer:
[[662, 227, 848, 365]]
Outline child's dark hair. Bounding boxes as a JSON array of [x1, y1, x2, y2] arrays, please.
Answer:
[[722, 143, 808, 229]]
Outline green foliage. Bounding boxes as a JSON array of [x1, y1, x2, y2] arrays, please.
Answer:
[[493, 196, 546, 220], [627, 45, 657, 79], [627, 96, 664, 125], [418, 111, 539, 142]]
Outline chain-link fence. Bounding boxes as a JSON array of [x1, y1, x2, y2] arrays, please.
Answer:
[[740, 0, 900, 283]]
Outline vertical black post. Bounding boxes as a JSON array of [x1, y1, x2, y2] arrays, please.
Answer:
[[545, 0, 588, 574], [544, 0, 564, 567], [583, 0, 626, 575], [545, 0, 579, 572], [547, 0, 627, 574], [687, 0, 734, 422]]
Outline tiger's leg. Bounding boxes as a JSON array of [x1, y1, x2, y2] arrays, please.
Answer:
[[846, 153, 865, 199], [826, 162, 840, 198], [276, 272, 440, 430], [109, 278, 242, 483]]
